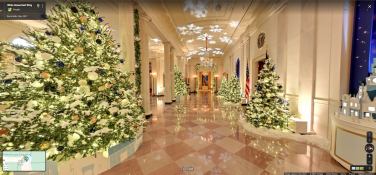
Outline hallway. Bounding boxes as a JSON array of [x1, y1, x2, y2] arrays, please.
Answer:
[[102, 92, 348, 175]]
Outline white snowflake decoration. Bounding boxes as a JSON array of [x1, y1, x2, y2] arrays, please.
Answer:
[[197, 33, 213, 41], [215, 48, 221, 50], [177, 24, 203, 36], [187, 39, 194, 43], [230, 21, 239, 27], [209, 41, 216, 44], [210, 25, 223, 33], [151, 38, 161, 43], [219, 36, 233, 44], [198, 52, 205, 55]]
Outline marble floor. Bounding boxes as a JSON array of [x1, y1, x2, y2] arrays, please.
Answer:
[[102, 92, 348, 175]]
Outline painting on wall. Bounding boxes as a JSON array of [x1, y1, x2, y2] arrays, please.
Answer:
[[202, 75, 208, 86]]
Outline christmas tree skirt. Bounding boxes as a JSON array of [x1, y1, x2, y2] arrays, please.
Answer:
[[239, 118, 330, 152], [13, 127, 143, 175]]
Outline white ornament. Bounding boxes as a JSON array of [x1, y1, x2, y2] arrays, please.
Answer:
[[266, 93, 271, 98], [103, 63, 110, 69], [134, 36, 141, 41], [68, 133, 80, 147], [121, 99, 129, 106], [88, 20, 98, 28], [30, 81, 44, 88], [77, 86, 90, 94], [78, 80, 87, 86], [88, 72, 98, 80], [75, 152, 83, 159]]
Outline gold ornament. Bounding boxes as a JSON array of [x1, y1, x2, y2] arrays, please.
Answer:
[[120, 78, 125, 83], [103, 114, 109, 118], [60, 87, 65, 92], [116, 99, 120, 104], [89, 33, 95, 38], [72, 114, 79, 121], [40, 142, 51, 149], [76, 46, 84, 53], [40, 72, 51, 79], [67, 64, 71, 68], [112, 80, 116, 84], [43, 113, 51, 118], [80, 16, 87, 23], [135, 87, 138, 92], [98, 86, 105, 91], [90, 117, 97, 124], [133, 124, 137, 129], [105, 82, 112, 88], [138, 101, 142, 106]]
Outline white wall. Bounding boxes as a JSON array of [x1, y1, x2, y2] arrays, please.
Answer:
[[221, 0, 354, 139]]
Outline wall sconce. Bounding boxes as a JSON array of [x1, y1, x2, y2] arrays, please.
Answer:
[[193, 75, 197, 78], [150, 72, 157, 77], [214, 74, 219, 77]]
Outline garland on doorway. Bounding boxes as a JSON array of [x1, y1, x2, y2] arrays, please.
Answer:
[[133, 9, 144, 113]]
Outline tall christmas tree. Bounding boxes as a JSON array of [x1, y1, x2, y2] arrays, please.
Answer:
[[225, 73, 241, 103], [174, 65, 187, 96], [244, 48, 293, 130], [217, 76, 228, 96], [0, 0, 146, 163]]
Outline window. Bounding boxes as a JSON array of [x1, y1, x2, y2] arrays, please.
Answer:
[[355, 111, 358, 116], [355, 103, 358, 107], [350, 102, 353, 106], [343, 109, 346, 114], [11, 38, 33, 48], [343, 102, 347, 107]]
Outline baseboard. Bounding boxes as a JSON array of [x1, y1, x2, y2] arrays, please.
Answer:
[[164, 102, 172, 105], [145, 113, 152, 119], [172, 100, 176, 102]]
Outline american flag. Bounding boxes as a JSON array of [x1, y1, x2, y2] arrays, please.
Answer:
[[245, 61, 250, 99]]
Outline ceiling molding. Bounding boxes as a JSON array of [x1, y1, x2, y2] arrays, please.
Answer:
[[222, 0, 287, 59], [137, 1, 185, 57]]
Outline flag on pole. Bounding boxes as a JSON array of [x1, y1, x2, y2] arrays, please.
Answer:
[[245, 61, 250, 99]]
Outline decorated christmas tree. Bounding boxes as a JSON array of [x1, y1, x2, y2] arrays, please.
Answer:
[[217, 76, 228, 96], [0, 0, 146, 164], [174, 65, 187, 96], [244, 49, 293, 130], [225, 73, 241, 104]]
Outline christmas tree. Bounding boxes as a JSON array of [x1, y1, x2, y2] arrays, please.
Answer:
[[225, 73, 241, 104], [244, 49, 293, 130], [217, 76, 228, 96], [0, 0, 146, 163], [174, 65, 187, 96]]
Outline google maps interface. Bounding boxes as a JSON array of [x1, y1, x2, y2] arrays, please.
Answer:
[[2, 151, 46, 171]]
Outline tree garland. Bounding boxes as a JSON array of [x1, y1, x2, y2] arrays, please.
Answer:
[[133, 9, 144, 113]]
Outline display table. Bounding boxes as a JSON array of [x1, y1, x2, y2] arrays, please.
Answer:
[[330, 112, 376, 173]]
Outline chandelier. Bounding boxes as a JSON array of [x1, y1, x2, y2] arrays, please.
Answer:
[[201, 37, 213, 68]]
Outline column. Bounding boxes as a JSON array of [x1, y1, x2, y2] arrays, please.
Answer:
[[119, 2, 135, 82], [139, 15, 152, 117], [298, 1, 317, 135], [240, 44, 245, 95], [163, 42, 172, 104], [171, 47, 176, 102], [156, 58, 164, 96], [177, 56, 182, 71]]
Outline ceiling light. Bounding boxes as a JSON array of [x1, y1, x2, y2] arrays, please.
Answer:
[[210, 25, 223, 33], [197, 33, 213, 41], [209, 41, 216, 44], [187, 39, 194, 43], [230, 21, 239, 27]]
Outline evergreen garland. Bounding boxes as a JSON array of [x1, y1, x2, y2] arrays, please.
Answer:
[[133, 9, 144, 113]]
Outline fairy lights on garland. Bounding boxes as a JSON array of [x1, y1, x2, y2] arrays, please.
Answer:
[[133, 9, 144, 113]]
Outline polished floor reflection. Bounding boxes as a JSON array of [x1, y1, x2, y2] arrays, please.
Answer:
[[102, 92, 348, 175]]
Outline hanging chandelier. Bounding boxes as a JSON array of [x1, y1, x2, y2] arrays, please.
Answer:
[[201, 37, 213, 68]]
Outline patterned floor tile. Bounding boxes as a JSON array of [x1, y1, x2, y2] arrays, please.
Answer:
[[175, 152, 216, 175], [137, 149, 174, 175], [163, 142, 196, 161], [215, 137, 245, 153]]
